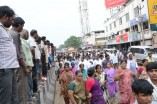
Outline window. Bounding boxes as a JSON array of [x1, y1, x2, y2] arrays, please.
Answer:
[[110, 24, 112, 30], [134, 6, 140, 17], [119, 18, 122, 25], [143, 22, 149, 30], [132, 25, 138, 31], [114, 21, 116, 28], [130, 48, 135, 53], [134, 48, 141, 53], [126, 13, 130, 22], [140, 49, 144, 54], [125, 28, 130, 32]]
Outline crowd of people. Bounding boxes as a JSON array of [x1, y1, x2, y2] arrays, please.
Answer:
[[56, 50, 157, 104], [0, 5, 157, 104], [0, 6, 55, 104]]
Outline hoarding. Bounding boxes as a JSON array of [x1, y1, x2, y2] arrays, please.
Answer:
[[148, 0, 157, 24], [105, 0, 126, 9], [116, 33, 128, 43], [116, 35, 120, 42]]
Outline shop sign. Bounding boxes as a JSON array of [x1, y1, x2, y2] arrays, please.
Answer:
[[116, 35, 120, 42], [148, 0, 157, 24], [123, 33, 128, 41], [116, 33, 128, 43], [105, 0, 126, 9]]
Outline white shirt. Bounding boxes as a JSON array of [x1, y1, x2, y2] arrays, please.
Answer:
[[98, 59, 103, 66], [93, 60, 99, 66], [27, 36, 36, 48], [148, 78, 157, 103], [109, 53, 114, 61], [40, 41, 44, 49], [113, 54, 118, 64], [35, 44, 41, 60], [0, 23, 19, 69]]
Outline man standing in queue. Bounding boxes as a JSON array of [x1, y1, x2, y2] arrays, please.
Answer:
[[10, 17, 31, 104]]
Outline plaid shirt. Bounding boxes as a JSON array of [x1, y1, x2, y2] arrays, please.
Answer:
[[0, 23, 19, 69]]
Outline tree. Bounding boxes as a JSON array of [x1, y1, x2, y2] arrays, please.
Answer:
[[64, 36, 82, 48], [58, 36, 82, 51], [58, 44, 65, 51]]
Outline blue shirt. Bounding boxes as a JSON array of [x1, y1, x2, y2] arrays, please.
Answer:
[[81, 69, 87, 80]]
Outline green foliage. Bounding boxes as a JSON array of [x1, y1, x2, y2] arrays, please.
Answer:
[[58, 35, 82, 50]]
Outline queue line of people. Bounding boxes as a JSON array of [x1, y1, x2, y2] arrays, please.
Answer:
[[0, 6, 55, 104]]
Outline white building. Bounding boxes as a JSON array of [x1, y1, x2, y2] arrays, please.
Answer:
[[104, 0, 157, 50], [83, 30, 106, 51]]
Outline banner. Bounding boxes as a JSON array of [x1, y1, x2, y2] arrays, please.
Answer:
[[148, 0, 157, 24], [116, 33, 128, 43], [116, 35, 120, 43], [105, 0, 126, 9], [123, 33, 128, 41]]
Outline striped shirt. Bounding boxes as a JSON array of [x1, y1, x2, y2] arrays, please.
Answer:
[[0, 23, 19, 69]]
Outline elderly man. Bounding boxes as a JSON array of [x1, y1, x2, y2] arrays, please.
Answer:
[[21, 29, 34, 104], [10, 17, 31, 104], [0, 6, 19, 104]]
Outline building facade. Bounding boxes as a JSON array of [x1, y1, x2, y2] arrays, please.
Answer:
[[104, 0, 157, 50]]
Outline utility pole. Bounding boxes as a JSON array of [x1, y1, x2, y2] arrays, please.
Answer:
[[138, 4, 144, 45]]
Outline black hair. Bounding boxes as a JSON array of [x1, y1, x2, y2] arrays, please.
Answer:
[[45, 40, 50, 46], [0, 6, 15, 18], [41, 36, 46, 41], [35, 37, 41, 43], [95, 64, 101, 70], [120, 60, 127, 64], [87, 67, 95, 77], [99, 54, 103, 58], [50, 43, 54, 47], [64, 62, 69, 68], [146, 62, 157, 72], [71, 62, 75, 66], [75, 70, 82, 76], [142, 59, 148, 64], [79, 64, 84, 68], [30, 29, 37, 36], [132, 79, 153, 95], [59, 63, 62, 67], [105, 54, 109, 58], [12, 17, 25, 27]]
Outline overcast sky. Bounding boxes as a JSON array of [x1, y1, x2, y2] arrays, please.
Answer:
[[0, 0, 110, 47]]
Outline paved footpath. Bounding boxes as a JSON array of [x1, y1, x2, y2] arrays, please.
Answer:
[[54, 81, 65, 104]]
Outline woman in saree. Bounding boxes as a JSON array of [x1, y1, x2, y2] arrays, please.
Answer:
[[114, 60, 136, 104], [71, 62, 78, 79], [86, 67, 106, 104], [138, 59, 148, 79], [104, 62, 118, 104], [95, 64, 109, 104], [59, 63, 74, 104], [68, 70, 87, 104]]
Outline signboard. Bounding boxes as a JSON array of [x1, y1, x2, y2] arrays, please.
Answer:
[[123, 33, 128, 41], [116, 35, 120, 42], [116, 33, 128, 43], [105, 0, 126, 9], [148, 0, 157, 24]]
